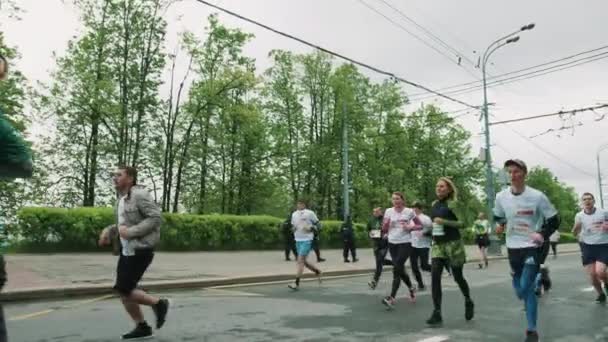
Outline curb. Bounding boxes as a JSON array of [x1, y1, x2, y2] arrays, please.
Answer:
[[1, 249, 580, 302]]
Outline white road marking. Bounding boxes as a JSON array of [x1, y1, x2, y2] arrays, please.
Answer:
[[417, 335, 450, 342]]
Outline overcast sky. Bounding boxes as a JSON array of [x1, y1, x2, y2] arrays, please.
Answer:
[[2, 0, 607, 202]]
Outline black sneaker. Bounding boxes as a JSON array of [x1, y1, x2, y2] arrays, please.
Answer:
[[288, 282, 299, 291], [353, 258, 359, 263], [525, 330, 539, 342], [426, 310, 443, 326], [465, 299, 475, 321], [344, 259, 351, 263], [596, 293, 606, 304], [152, 299, 170, 329], [318, 258, 326, 263], [368, 279, 377, 290], [540, 268, 551, 292], [122, 322, 153, 340]]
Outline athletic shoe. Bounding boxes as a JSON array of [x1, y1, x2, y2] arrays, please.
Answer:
[[408, 287, 416, 303], [525, 330, 539, 342], [121, 322, 153, 340], [478, 264, 483, 269], [368, 279, 377, 290], [540, 268, 551, 292], [317, 258, 326, 262], [426, 310, 443, 326], [596, 293, 606, 304], [288, 282, 299, 291], [465, 299, 475, 321], [152, 298, 170, 329], [353, 258, 359, 263], [344, 259, 351, 263], [382, 296, 395, 310]]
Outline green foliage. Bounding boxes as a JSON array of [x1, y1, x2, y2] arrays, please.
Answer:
[[526, 167, 579, 230], [11, 207, 375, 252]]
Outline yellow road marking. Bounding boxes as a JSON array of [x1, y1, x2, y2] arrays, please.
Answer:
[[202, 288, 263, 297], [8, 294, 115, 322], [9, 309, 55, 321]]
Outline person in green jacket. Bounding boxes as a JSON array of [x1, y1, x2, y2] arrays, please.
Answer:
[[0, 54, 33, 179], [0, 53, 33, 342]]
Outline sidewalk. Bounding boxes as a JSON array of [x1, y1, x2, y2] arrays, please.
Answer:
[[2, 243, 581, 301]]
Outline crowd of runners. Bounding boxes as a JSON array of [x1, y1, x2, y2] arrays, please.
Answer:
[[283, 158, 607, 342]]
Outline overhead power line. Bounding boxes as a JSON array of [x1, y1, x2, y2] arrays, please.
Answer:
[[408, 46, 608, 100], [376, 0, 478, 69], [502, 124, 595, 177], [489, 104, 608, 126], [191, 0, 479, 109]]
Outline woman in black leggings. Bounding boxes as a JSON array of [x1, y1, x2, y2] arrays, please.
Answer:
[[380, 192, 421, 309], [426, 177, 474, 326]]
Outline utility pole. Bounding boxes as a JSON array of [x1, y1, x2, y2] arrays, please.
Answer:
[[597, 144, 608, 208], [481, 23, 535, 255], [342, 102, 350, 221]]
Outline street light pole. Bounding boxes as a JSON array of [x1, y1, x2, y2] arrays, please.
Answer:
[[597, 144, 608, 208], [481, 23, 534, 254], [342, 102, 350, 221]]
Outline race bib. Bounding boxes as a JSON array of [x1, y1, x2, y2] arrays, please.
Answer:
[[432, 223, 444, 236], [369, 229, 381, 238]]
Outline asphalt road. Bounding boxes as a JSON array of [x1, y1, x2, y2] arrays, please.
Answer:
[[6, 252, 607, 341]]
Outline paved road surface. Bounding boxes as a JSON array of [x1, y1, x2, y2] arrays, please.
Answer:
[[6, 253, 606, 341]]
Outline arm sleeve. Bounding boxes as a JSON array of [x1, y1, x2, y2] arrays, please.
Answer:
[[540, 214, 560, 240], [126, 191, 162, 238]]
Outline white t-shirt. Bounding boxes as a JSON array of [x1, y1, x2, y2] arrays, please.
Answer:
[[384, 207, 417, 244], [117, 196, 134, 256], [494, 186, 557, 249], [291, 209, 319, 242], [575, 208, 608, 245], [412, 213, 432, 248]]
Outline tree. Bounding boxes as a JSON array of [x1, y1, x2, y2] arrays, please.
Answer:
[[526, 167, 579, 230], [40, 0, 168, 207]]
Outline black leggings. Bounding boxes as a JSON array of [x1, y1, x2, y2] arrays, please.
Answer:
[[431, 258, 470, 312], [411, 247, 430, 287], [389, 243, 413, 298], [373, 241, 392, 282], [550, 242, 557, 256]]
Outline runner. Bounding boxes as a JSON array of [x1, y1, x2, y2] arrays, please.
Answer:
[[572, 192, 608, 304], [549, 230, 560, 259], [494, 159, 559, 342], [426, 177, 474, 326], [367, 207, 392, 290], [288, 199, 322, 290], [472, 212, 490, 269], [380, 192, 421, 309], [411, 202, 432, 291], [98, 166, 170, 340], [0, 53, 33, 342]]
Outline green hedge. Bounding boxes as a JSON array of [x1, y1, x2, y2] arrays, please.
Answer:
[[10, 207, 576, 253], [11, 207, 373, 252]]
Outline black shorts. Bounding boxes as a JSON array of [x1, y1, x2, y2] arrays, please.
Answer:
[[475, 234, 490, 248], [580, 243, 608, 266], [113, 249, 154, 296], [507, 247, 540, 275]]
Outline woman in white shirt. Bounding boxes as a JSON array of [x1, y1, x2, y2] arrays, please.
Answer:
[[380, 192, 421, 309]]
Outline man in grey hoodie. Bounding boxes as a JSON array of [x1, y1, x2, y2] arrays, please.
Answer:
[[99, 166, 170, 339]]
